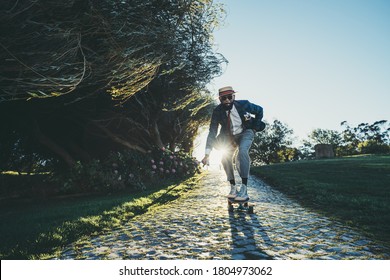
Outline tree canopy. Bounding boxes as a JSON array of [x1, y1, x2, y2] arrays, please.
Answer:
[[0, 0, 226, 172]]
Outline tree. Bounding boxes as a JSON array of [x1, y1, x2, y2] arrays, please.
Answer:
[[0, 0, 226, 172], [250, 120, 297, 165], [339, 120, 390, 155]]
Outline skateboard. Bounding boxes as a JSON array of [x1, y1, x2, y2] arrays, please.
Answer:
[[228, 197, 254, 214]]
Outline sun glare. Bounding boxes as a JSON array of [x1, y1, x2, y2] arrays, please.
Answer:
[[193, 128, 227, 169], [209, 147, 227, 166]]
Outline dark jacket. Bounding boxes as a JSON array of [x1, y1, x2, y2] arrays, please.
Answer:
[[205, 100, 264, 151]]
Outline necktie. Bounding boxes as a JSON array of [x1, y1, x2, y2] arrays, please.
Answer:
[[227, 110, 232, 133], [227, 110, 234, 145]]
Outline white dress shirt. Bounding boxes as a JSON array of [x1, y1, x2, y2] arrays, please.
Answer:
[[228, 104, 243, 135]]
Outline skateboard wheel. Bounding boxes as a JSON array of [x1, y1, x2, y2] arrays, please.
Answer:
[[248, 205, 254, 214]]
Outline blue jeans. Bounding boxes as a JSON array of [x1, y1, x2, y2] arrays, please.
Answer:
[[221, 129, 255, 182]]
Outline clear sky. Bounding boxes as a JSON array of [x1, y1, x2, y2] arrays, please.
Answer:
[[208, 0, 390, 142]]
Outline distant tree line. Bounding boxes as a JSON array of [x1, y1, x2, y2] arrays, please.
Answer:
[[250, 119, 390, 166], [0, 0, 226, 174]]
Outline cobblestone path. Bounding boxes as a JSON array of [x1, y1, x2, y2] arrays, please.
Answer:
[[57, 168, 389, 260]]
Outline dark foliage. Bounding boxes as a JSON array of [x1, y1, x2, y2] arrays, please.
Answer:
[[0, 0, 226, 175]]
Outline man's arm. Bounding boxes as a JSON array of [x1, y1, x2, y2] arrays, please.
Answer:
[[202, 109, 219, 165], [243, 100, 264, 132], [248, 101, 263, 120]]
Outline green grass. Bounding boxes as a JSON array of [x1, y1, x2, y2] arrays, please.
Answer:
[[0, 173, 204, 259], [251, 154, 390, 248]]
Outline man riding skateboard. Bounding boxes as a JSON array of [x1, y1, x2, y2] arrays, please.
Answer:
[[201, 86, 265, 201]]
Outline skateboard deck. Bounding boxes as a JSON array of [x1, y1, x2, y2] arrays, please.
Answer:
[[227, 197, 254, 214]]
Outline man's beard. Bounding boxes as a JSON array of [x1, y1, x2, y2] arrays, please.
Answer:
[[223, 102, 233, 110]]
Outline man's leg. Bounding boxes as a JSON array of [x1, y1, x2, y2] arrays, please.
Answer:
[[236, 129, 255, 179], [221, 146, 236, 182], [235, 129, 255, 201], [221, 146, 237, 198]]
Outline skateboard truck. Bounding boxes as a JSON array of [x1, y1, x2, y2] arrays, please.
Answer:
[[228, 198, 254, 214]]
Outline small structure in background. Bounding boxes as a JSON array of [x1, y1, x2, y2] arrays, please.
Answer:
[[314, 144, 335, 159]]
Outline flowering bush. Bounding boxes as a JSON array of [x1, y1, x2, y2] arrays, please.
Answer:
[[149, 147, 200, 180], [54, 148, 200, 195]]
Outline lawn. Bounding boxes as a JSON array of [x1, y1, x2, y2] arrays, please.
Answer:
[[251, 154, 390, 248]]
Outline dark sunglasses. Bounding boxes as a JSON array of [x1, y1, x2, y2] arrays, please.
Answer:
[[220, 95, 233, 101]]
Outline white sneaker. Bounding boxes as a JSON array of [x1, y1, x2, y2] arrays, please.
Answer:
[[226, 184, 237, 198], [235, 184, 249, 201]]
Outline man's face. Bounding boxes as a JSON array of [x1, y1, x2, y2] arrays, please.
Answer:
[[219, 94, 235, 108]]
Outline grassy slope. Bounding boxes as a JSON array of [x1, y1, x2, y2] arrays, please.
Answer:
[[251, 155, 390, 247], [0, 173, 204, 259]]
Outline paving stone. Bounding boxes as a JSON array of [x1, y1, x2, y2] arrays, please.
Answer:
[[232, 253, 246, 260], [287, 253, 307, 260], [245, 251, 270, 260]]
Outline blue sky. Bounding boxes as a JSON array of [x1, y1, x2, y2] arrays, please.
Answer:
[[209, 0, 390, 142]]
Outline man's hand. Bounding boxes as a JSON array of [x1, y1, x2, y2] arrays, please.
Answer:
[[201, 155, 209, 166]]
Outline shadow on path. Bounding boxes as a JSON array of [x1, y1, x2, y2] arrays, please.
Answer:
[[228, 208, 273, 260]]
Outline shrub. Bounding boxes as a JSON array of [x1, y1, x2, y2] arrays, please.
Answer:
[[51, 148, 200, 195], [149, 147, 201, 180], [358, 141, 390, 154]]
